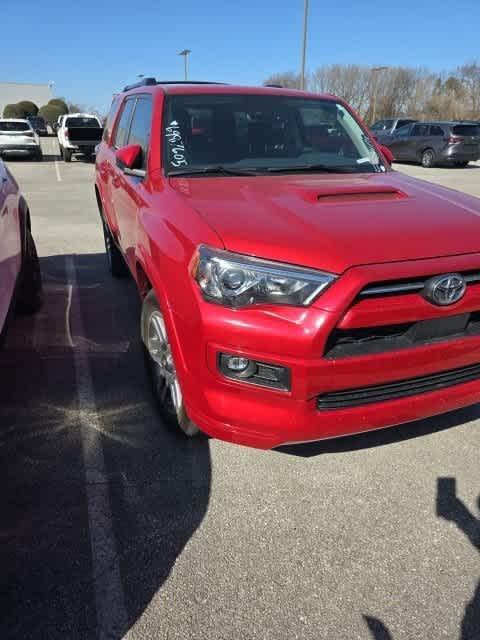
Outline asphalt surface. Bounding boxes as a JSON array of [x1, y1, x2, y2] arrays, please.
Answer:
[[1, 139, 480, 640]]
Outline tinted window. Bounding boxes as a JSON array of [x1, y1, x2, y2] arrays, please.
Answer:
[[113, 99, 135, 148], [103, 95, 121, 143], [127, 97, 152, 168], [452, 124, 480, 136], [0, 121, 30, 131], [370, 120, 386, 131], [65, 117, 99, 128], [163, 94, 383, 174], [394, 124, 411, 136], [429, 125, 444, 136], [412, 124, 428, 136], [396, 119, 416, 129], [28, 117, 46, 127]]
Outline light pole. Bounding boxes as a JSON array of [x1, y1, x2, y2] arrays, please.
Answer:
[[371, 66, 387, 124], [300, 0, 309, 90], [179, 49, 191, 81]]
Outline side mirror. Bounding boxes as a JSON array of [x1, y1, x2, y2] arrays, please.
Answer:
[[115, 144, 145, 177], [379, 144, 395, 165]]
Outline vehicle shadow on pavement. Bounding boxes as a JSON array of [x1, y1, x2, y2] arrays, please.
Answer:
[[0, 252, 211, 639], [278, 403, 480, 457], [363, 477, 480, 640], [437, 476, 480, 639]]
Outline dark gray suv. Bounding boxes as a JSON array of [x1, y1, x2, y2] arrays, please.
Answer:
[[381, 121, 480, 167]]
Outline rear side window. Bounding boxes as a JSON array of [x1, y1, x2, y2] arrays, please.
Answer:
[[65, 117, 99, 128], [412, 124, 428, 136], [0, 121, 30, 131], [429, 125, 444, 136], [113, 98, 135, 148], [103, 95, 121, 143], [127, 97, 152, 169], [452, 124, 480, 136]]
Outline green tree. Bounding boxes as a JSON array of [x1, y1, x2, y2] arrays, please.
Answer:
[[16, 100, 39, 117], [48, 98, 68, 114], [38, 104, 63, 125], [2, 103, 24, 118]]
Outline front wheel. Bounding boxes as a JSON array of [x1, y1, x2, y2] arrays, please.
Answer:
[[141, 290, 200, 438], [455, 161, 469, 168], [421, 149, 435, 168], [63, 148, 72, 162]]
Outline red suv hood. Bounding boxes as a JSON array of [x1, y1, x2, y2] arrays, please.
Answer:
[[170, 172, 480, 273]]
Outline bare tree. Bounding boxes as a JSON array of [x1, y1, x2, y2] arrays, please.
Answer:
[[265, 61, 480, 123]]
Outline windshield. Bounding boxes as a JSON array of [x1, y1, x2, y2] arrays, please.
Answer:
[[163, 94, 383, 175], [28, 117, 45, 126], [65, 117, 99, 127], [0, 121, 30, 132]]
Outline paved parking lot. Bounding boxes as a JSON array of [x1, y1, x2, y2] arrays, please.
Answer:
[[1, 140, 480, 640]]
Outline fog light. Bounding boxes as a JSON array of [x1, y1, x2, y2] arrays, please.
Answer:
[[226, 356, 250, 372], [219, 353, 291, 391]]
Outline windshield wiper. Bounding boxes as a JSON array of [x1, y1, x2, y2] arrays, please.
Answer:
[[266, 163, 367, 174], [168, 165, 258, 177]]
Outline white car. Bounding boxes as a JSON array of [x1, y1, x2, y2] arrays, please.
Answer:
[[57, 112, 103, 162], [0, 119, 42, 161], [0, 158, 42, 348]]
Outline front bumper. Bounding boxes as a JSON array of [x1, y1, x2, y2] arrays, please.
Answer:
[[174, 253, 480, 449]]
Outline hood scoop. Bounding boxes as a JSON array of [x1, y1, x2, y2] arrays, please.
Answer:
[[316, 186, 407, 204]]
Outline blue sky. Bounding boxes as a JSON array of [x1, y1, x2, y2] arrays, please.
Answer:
[[3, 0, 479, 113]]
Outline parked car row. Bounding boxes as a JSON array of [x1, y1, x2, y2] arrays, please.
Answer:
[[3, 80, 480, 449], [370, 117, 480, 167]]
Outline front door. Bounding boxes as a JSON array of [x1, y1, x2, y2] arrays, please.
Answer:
[[111, 96, 153, 271]]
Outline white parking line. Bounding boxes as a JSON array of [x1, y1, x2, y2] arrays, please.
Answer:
[[54, 160, 62, 182], [65, 256, 129, 639]]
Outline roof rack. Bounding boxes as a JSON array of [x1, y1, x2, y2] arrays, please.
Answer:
[[123, 77, 157, 91], [122, 78, 227, 91]]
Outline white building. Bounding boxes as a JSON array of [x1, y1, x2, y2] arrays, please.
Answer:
[[0, 81, 54, 116]]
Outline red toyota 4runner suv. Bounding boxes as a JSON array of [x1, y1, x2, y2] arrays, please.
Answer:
[[95, 79, 480, 449]]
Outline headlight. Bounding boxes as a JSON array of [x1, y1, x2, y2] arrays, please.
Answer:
[[194, 246, 336, 308]]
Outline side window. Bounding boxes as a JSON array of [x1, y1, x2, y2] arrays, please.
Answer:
[[127, 97, 153, 168], [112, 98, 135, 149], [412, 124, 428, 136], [103, 95, 121, 143], [394, 124, 411, 136], [429, 125, 444, 136], [396, 119, 416, 129]]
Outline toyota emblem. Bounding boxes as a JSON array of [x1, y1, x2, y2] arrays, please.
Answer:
[[423, 273, 466, 306]]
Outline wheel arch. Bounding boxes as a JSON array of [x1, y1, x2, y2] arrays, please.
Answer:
[[135, 250, 190, 382]]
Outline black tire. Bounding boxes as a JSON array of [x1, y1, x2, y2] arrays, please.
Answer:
[[421, 149, 435, 168], [141, 290, 200, 438], [35, 150, 43, 162], [15, 226, 42, 315], [64, 148, 72, 162], [455, 161, 469, 168], [102, 220, 128, 277], [59, 145, 63, 158]]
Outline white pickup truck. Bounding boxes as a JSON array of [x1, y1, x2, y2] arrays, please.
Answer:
[[57, 113, 103, 162]]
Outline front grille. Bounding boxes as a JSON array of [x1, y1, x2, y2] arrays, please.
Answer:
[[325, 312, 480, 359], [317, 362, 480, 410], [359, 271, 480, 298]]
